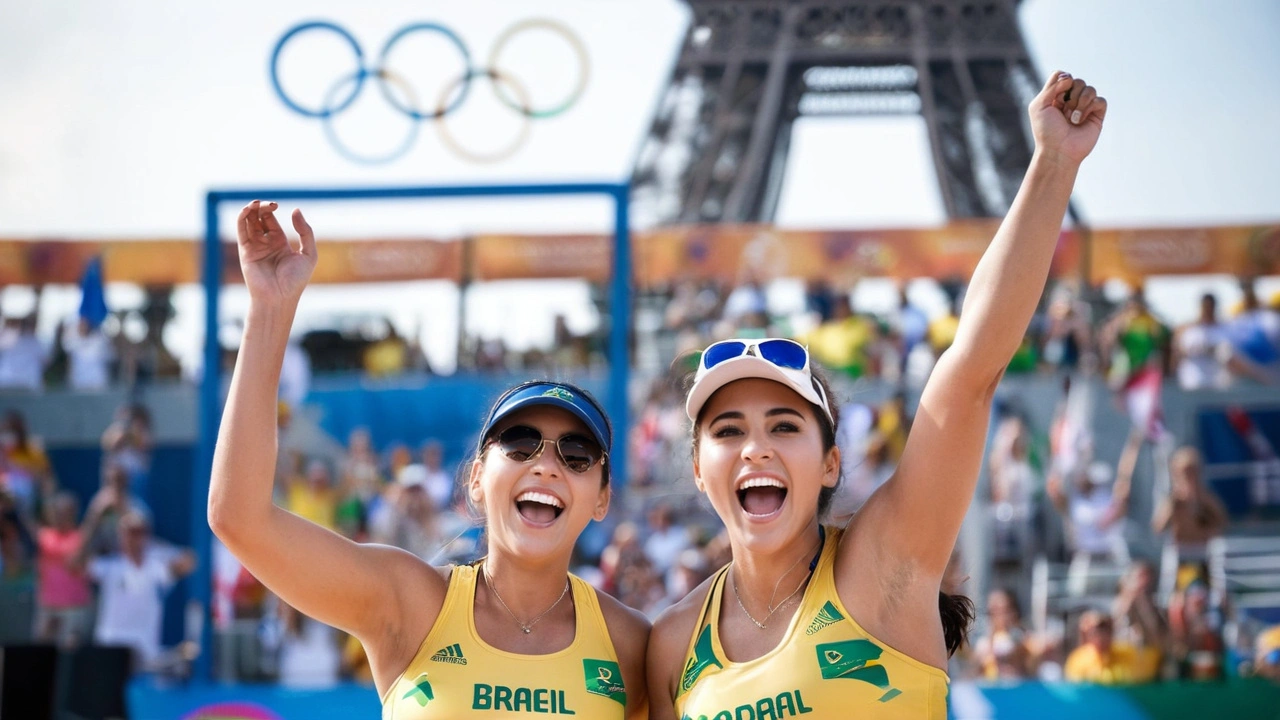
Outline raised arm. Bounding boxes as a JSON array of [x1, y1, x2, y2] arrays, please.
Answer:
[[863, 71, 1106, 576], [207, 202, 442, 657]]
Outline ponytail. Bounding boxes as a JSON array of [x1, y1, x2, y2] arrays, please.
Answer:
[[939, 591, 975, 657]]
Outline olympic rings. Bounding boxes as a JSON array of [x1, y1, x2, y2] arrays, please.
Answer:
[[269, 18, 590, 165]]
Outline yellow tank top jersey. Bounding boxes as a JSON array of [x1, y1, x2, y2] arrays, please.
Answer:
[[674, 526, 949, 719], [381, 562, 627, 719]]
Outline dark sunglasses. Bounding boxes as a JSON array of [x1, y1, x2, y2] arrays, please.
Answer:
[[701, 338, 810, 372], [490, 424, 607, 474]]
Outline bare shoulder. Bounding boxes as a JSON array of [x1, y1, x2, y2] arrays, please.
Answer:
[[596, 588, 652, 659], [650, 572, 715, 673]]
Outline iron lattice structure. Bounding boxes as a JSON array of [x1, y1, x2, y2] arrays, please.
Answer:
[[631, 0, 1042, 224]]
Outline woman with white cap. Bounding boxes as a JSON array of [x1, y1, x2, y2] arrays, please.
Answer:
[[209, 203, 648, 718], [648, 70, 1107, 719]]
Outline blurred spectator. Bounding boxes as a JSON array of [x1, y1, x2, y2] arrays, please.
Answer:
[[286, 459, 337, 531], [1064, 610, 1153, 684], [419, 440, 453, 511], [1049, 432, 1137, 593], [1168, 579, 1224, 680], [1101, 290, 1171, 387], [927, 294, 962, 358], [279, 337, 312, 409], [973, 588, 1036, 681], [801, 296, 879, 379], [1042, 292, 1092, 371], [62, 317, 114, 391], [890, 285, 929, 375], [1, 409, 56, 517], [599, 521, 646, 597], [1151, 446, 1229, 559], [1254, 624, 1280, 681], [1173, 294, 1231, 390], [339, 428, 383, 506], [1111, 561, 1168, 675], [1224, 279, 1280, 385], [275, 602, 341, 688], [0, 489, 33, 581], [370, 464, 443, 563], [101, 403, 153, 499], [722, 273, 768, 331], [0, 315, 49, 391], [78, 510, 196, 672], [643, 503, 690, 576], [34, 492, 92, 646], [342, 633, 375, 685], [363, 323, 408, 378], [989, 416, 1039, 578], [875, 392, 911, 463], [83, 461, 152, 556]]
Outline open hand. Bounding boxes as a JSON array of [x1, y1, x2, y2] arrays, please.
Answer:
[[1029, 71, 1106, 165], [236, 200, 317, 307]]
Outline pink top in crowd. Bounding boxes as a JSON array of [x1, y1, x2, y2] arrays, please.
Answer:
[[37, 527, 92, 608]]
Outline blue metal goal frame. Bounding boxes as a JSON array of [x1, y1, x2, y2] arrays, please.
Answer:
[[196, 182, 631, 681]]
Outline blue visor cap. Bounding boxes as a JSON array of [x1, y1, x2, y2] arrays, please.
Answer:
[[478, 382, 611, 454]]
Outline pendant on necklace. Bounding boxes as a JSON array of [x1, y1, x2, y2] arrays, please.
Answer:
[[522, 627, 531, 634]]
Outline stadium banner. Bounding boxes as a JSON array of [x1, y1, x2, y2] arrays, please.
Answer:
[[125, 678, 1280, 719], [2, 223, 1278, 286], [1087, 224, 1280, 284]]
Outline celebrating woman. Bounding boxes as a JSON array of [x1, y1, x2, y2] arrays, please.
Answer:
[[647, 70, 1106, 718], [209, 202, 648, 718]]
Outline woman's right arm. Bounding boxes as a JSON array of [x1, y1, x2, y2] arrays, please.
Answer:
[[208, 202, 443, 654]]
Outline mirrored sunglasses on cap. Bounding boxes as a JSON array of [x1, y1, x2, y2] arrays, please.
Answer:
[[688, 338, 833, 423], [489, 424, 607, 474]]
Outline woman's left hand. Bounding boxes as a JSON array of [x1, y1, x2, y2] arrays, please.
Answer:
[[1030, 71, 1107, 165]]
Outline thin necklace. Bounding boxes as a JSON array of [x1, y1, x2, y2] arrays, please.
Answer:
[[482, 564, 570, 634], [731, 532, 824, 629]]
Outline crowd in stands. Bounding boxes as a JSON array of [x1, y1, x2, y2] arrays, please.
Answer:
[[0, 404, 197, 677], [1, 273, 1279, 690]]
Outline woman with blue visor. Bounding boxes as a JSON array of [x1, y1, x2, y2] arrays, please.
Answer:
[[209, 205, 649, 718]]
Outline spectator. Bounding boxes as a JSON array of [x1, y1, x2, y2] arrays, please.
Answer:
[[275, 602, 341, 688], [1254, 624, 1280, 681], [830, 429, 893, 525], [286, 459, 337, 531], [278, 337, 311, 409], [1, 409, 57, 517], [1168, 580, 1224, 680], [34, 492, 93, 646], [801, 295, 879, 379], [62, 317, 114, 391], [419, 439, 453, 511], [1152, 446, 1229, 561], [83, 461, 152, 557], [362, 322, 408, 378], [1101, 289, 1171, 387], [369, 464, 443, 563], [927, 294, 962, 358], [1042, 293, 1092, 371], [642, 503, 690, 576], [1064, 610, 1153, 684], [0, 315, 48, 391], [1111, 560, 1168, 677], [989, 416, 1039, 577], [100, 403, 153, 499], [1173, 294, 1231, 390], [1049, 432, 1137, 592], [78, 510, 196, 672], [1224, 278, 1280, 384], [339, 428, 382, 506], [972, 588, 1036, 681], [890, 285, 929, 374]]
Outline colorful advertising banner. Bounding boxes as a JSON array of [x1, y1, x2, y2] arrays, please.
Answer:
[[2, 223, 1277, 287]]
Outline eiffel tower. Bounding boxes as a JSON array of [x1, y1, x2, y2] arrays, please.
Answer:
[[630, 0, 1043, 225]]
